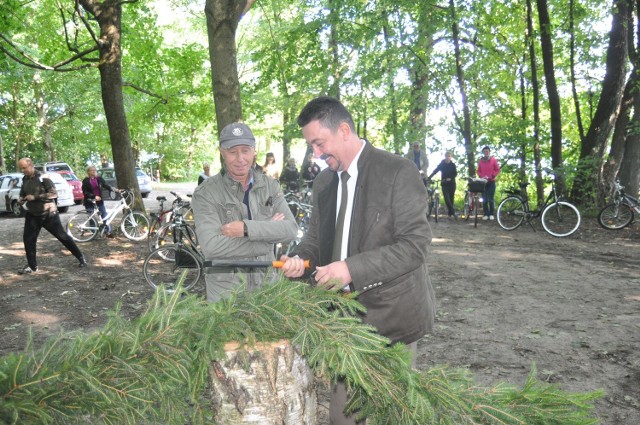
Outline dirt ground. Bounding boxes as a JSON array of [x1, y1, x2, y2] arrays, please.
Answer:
[[1, 183, 639, 424]]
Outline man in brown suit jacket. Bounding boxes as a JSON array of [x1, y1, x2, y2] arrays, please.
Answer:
[[282, 97, 435, 424]]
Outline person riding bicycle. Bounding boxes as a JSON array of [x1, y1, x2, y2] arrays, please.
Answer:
[[477, 146, 500, 220], [427, 151, 458, 217], [192, 122, 298, 303], [81, 166, 121, 238]]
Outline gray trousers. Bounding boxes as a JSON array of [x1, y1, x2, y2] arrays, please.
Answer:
[[329, 341, 418, 425]]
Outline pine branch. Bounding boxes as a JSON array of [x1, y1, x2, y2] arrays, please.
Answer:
[[0, 278, 603, 424]]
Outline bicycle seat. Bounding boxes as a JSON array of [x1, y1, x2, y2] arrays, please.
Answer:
[[519, 182, 529, 188], [156, 196, 167, 202]]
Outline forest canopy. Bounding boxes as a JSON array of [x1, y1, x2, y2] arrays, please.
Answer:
[[0, 0, 638, 205]]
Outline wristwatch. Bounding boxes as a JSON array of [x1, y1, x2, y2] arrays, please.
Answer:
[[243, 221, 248, 237]]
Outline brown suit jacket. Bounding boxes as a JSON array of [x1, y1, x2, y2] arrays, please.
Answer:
[[293, 142, 435, 344]]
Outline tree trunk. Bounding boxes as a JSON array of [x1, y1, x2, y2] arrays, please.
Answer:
[[572, 0, 630, 205], [328, 0, 341, 99], [79, 0, 142, 209], [33, 73, 55, 161], [209, 339, 317, 424], [527, 0, 544, 203], [407, 3, 432, 155], [536, 0, 564, 191], [601, 70, 635, 204], [205, 0, 254, 132], [449, 0, 474, 177]]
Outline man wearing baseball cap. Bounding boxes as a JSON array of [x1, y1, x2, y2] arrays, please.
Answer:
[[192, 122, 298, 302]]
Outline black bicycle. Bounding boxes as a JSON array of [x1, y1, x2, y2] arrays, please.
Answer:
[[598, 179, 639, 230], [275, 195, 312, 258], [143, 200, 203, 293], [496, 171, 581, 237], [426, 179, 440, 222]]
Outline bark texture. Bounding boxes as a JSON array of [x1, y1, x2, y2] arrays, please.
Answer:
[[209, 339, 317, 424]]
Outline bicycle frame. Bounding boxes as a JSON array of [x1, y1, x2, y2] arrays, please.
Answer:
[[516, 178, 561, 221]]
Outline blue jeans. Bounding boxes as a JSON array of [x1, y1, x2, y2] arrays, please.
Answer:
[[88, 201, 111, 233], [483, 181, 496, 216]]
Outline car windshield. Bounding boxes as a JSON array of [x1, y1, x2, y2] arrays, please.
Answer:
[[47, 164, 71, 172], [61, 173, 79, 181], [100, 169, 116, 179]]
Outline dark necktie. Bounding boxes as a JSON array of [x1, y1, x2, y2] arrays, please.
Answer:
[[331, 172, 350, 262]]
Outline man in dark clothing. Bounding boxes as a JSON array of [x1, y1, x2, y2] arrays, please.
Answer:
[[428, 151, 458, 217], [17, 158, 87, 274]]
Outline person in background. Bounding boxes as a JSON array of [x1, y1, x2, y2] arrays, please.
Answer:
[[17, 158, 87, 274], [198, 162, 212, 185], [427, 151, 458, 217], [192, 123, 298, 302], [81, 166, 120, 238], [262, 152, 279, 180], [405, 141, 429, 184], [280, 157, 300, 192], [477, 146, 500, 220], [281, 97, 435, 425], [302, 153, 321, 188]]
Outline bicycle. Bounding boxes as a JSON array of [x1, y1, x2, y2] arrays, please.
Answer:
[[149, 195, 198, 255], [496, 171, 581, 237], [425, 179, 440, 222], [462, 178, 487, 228], [66, 188, 150, 242], [598, 179, 639, 230], [147, 191, 194, 251], [143, 204, 203, 293], [275, 196, 312, 258]]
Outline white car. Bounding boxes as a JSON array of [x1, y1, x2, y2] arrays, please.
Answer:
[[0, 172, 74, 217]]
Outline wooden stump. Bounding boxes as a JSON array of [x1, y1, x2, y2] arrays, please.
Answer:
[[209, 339, 317, 424]]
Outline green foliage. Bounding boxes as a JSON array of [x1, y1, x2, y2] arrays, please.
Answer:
[[0, 279, 602, 424]]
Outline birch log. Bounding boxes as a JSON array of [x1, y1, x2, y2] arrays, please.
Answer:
[[209, 339, 317, 424]]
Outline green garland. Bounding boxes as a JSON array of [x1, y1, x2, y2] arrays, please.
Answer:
[[0, 278, 602, 424]]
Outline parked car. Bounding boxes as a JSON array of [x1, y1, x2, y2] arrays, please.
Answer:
[[35, 161, 75, 175], [0, 172, 74, 216], [99, 167, 152, 199], [0, 173, 23, 217], [56, 171, 84, 204]]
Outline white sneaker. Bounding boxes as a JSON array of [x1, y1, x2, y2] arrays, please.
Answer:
[[489, 215, 495, 220], [482, 216, 489, 221]]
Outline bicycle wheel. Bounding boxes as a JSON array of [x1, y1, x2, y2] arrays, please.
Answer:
[[462, 193, 470, 221], [473, 196, 479, 227], [121, 211, 150, 241], [541, 201, 581, 237], [66, 211, 100, 242], [426, 194, 433, 218], [598, 203, 633, 230], [434, 195, 440, 222], [143, 245, 202, 293], [147, 218, 161, 251], [496, 197, 525, 231]]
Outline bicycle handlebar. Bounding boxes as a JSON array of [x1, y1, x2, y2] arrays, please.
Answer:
[[203, 259, 310, 268]]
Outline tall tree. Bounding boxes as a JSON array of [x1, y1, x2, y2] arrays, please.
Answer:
[[571, 0, 631, 204], [536, 0, 564, 189], [0, 0, 145, 205], [449, 0, 474, 176], [527, 0, 544, 203], [204, 0, 255, 133]]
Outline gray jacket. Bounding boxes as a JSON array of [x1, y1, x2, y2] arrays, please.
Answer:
[[293, 142, 435, 344], [192, 170, 298, 302]]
